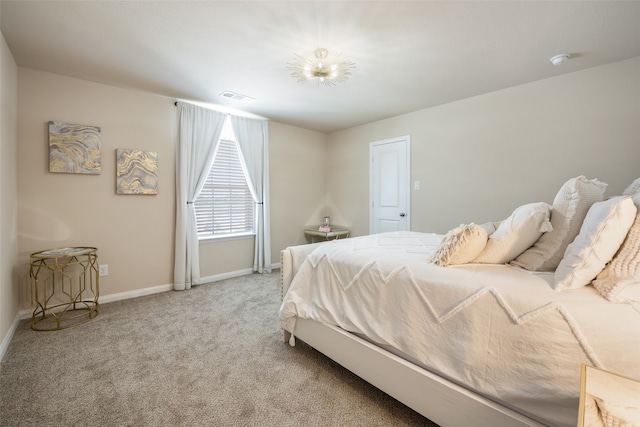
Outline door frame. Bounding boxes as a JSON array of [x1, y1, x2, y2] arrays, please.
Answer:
[[369, 135, 411, 234]]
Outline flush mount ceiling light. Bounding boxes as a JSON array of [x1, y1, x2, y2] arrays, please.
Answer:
[[288, 47, 355, 87], [550, 53, 571, 66]]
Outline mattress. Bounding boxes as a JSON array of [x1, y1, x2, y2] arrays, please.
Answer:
[[279, 231, 640, 427]]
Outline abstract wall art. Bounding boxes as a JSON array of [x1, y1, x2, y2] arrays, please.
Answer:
[[49, 121, 102, 174], [116, 149, 158, 195]]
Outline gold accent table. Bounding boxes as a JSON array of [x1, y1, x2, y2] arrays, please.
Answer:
[[304, 226, 350, 243], [29, 247, 99, 331]]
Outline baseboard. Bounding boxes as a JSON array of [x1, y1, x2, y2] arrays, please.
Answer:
[[0, 312, 23, 364], [103, 265, 283, 302], [99, 283, 174, 304], [197, 262, 280, 285], [197, 268, 254, 285]]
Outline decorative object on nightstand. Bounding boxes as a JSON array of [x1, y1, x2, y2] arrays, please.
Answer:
[[319, 216, 332, 232], [29, 247, 99, 331]]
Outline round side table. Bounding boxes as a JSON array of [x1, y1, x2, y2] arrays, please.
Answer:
[[29, 247, 99, 331]]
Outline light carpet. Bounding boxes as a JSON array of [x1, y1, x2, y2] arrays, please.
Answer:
[[0, 271, 437, 426]]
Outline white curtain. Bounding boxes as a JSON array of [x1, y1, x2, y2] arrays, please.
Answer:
[[174, 102, 227, 290], [230, 116, 271, 273]]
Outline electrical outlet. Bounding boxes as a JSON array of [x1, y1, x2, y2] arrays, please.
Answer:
[[99, 264, 108, 277]]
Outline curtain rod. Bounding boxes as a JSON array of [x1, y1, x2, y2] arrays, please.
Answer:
[[173, 101, 230, 116], [174, 101, 265, 120]]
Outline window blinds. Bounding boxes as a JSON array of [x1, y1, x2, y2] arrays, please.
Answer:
[[194, 139, 254, 237]]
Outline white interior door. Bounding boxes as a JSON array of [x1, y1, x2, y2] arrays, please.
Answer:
[[370, 136, 410, 234]]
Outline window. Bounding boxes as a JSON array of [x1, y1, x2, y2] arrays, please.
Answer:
[[194, 126, 254, 239]]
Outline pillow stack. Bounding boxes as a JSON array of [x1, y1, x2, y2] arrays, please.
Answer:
[[591, 188, 640, 302], [428, 204, 552, 266], [554, 196, 637, 290], [473, 202, 552, 264], [622, 177, 640, 197], [428, 176, 640, 303], [511, 176, 607, 271]]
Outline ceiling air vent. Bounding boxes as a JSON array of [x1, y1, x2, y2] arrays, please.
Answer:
[[219, 91, 255, 103]]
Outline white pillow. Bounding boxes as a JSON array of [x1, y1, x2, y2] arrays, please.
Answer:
[[554, 196, 637, 291], [511, 176, 607, 271], [623, 177, 640, 196], [478, 221, 501, 235], [592, 193, 640, 302], [473, 202, 552, 264], [428, 223, 488, 266]]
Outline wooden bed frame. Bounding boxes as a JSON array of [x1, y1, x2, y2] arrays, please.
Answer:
[[280, 246, 546, 427]]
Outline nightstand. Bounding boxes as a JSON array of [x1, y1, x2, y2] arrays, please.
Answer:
[[29, 247, 99, 331], [304, 226, 350, 243]]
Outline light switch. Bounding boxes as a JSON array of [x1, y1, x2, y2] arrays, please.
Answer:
[[414, 180, 421, 190]]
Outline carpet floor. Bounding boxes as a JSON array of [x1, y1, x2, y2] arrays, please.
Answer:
[[0, 271, 438, 426]]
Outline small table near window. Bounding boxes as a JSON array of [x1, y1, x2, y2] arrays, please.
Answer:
[[29, 247, 99, 331], [304, 226, 350, 243]]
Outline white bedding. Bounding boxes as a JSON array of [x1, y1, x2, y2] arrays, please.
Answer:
[[279, 231, 640, 427]]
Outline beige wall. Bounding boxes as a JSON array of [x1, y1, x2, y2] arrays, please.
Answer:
[[327, 57, 640, 236], [1, 29, 19, 354], [17, 69, 177, 301], [269, 122, 327, 246], [16, 68, 327, 307]]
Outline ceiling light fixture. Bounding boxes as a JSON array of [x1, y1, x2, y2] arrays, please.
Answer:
[[550, 54, 571, 66], [288, 48, 355, 87]]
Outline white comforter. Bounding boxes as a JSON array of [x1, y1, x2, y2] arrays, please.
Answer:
[[279, 232, 640, 427]]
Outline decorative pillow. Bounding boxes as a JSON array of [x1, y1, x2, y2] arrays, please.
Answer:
[[428, 223, 488, 266], [554, 196, 636, 291], [478, 221, 501, 235], [511, 176, 607, 271], [592, 193, 640, 302], [623, 177, 640, 196], [595, 397, 640, 427], [473, 202, 552, 264]]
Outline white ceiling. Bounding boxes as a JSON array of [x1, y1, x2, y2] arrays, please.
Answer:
[[2, 1, 640, 133]]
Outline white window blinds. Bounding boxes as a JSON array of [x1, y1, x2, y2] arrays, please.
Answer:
[[194, 139, 254, 238]]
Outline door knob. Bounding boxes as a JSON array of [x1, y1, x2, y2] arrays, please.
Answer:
[[400, 213, 406, 217]]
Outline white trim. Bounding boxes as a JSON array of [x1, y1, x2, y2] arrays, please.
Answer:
[[197, 268, 254, 285], [0, 312, 23, 363], [199, 232, 255, 243], [99, 283, 174, 304], [197, 262, 280, 284]]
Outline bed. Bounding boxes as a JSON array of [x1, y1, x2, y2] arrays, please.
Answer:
[[279, 177, 640, 427]]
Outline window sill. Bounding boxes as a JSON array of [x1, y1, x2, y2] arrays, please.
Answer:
[[199, 233, 255, 244]]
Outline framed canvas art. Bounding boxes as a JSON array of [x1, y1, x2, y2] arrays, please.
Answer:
[[116, 149, 158, 195], [49, 121, 101, 174]]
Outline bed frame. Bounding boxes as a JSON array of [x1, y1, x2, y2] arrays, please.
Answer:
[[280, 246, 546, 427]]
